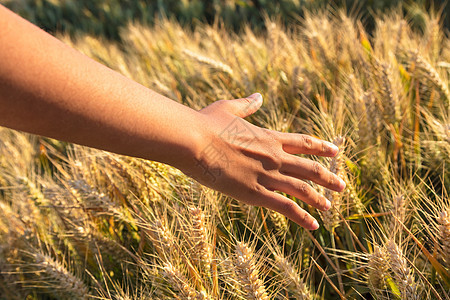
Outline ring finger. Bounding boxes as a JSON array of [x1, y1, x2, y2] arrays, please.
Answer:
[[262, 175, 331, 211]]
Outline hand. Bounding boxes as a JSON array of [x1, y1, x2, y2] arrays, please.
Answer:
[[186, 93, 346, 230]]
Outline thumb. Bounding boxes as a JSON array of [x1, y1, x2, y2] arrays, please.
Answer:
[[226, 93, 263, 118]]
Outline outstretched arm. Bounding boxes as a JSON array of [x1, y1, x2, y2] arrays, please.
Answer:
[[0, 5, 345, 230]]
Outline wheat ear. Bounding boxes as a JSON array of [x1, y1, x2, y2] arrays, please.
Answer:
[[273, 253, 311, 299], [189, 206, 213, 274], [33, 252, 89, 300], [183, 49, 233, 76], [268, 210, 288, 237], [148, 219, 175, 256], [414, 53, 450, 104], [437, 211, 450, 264], [162, 262, 211, 299], [378, 62, 401, 124], [368, 245, 389, 292], [322, 136, 345, 231], [363, 91, 381, 145], [386, 240, 420, 299], [233, 242, 269, 300]]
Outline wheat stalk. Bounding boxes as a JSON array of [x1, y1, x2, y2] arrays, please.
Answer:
[[219, 257, 242, 297], [425, 18, 441, 61], [233, 242, 269, 300]]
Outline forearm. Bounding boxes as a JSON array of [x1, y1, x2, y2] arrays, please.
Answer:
[[0, 5, 201, 170]]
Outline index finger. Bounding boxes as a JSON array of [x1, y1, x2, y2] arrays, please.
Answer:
[[279, 133, 338, 157]]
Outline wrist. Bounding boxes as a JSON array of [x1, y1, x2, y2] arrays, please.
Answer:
[[163, 110, 208, 175]]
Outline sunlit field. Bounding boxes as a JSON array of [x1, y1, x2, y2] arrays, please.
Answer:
[[0, 1, 449, 299]]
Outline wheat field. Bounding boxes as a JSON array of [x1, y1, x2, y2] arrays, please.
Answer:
[[0, 4, 449, 300]]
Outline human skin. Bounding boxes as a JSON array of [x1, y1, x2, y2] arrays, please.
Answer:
[[0, 5, 345, 230]]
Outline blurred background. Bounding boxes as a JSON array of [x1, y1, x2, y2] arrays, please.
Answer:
[[1, 0, 448, 40]]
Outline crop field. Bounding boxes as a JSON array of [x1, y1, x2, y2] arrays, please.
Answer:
[[0, 1, 449, 299]]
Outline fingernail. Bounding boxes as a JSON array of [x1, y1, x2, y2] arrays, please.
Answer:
[[311, 219, 320, 230], [324, 199, 331, 210], [326, 141, 339, 153], [339, 178, 346, 190], [249, 93, 263, 103]]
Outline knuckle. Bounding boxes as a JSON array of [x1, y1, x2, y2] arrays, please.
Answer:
[[312, 161, 322, 175], [272, 155, 283, 170], [261, 129, 281, 148], [328, 174, 337, 186], [264, 129, 281, 146], [319, 195, 328, 208], [299, 211, 309, 224], [321, 141, 328, 153], [248, 184, 265, 197], [281, 200, 296, 213], [242, 97, 253, 106], [301, 135, 313, 149], [298, 181, 309, 195], [262, 151, 283, 171], [262, 128, 273, 137]]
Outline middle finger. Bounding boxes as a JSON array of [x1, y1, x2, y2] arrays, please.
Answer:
[[281, 155, 346, 192]]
